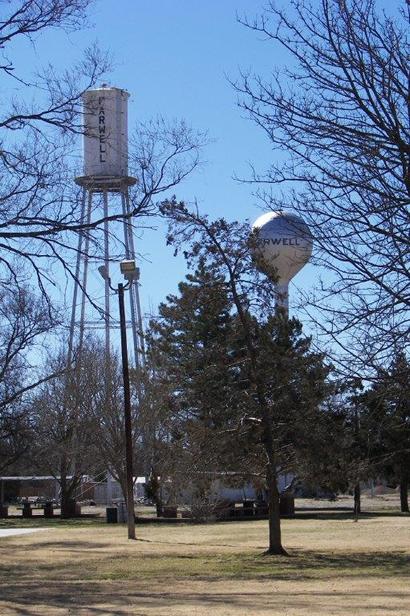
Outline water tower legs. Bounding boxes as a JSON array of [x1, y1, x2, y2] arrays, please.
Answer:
[[67, 185, 144, 370], [275, 283, 289, 317]]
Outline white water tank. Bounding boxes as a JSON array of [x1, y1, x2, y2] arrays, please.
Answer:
[[82, 85, 130, 178], [252, 211, 313, 312]]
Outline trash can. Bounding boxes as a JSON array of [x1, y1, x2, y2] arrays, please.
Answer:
[[242, 500, 255, 517], [279, 492, 295, 517], [22, 502, 32, 518], [117, 502, 127, 523], [0, 505, 8, 518], [44, 502, 54, 518], [106, 507, 118, 523]]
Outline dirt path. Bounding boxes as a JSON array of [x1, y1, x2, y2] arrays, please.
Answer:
[[0, 528, 50, 539]]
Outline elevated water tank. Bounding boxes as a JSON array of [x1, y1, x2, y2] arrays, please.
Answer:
[[252, 211, 313, 312], [82, 85, 130, 178]]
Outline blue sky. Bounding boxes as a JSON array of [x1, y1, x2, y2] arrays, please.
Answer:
[[85, 0, 281, 314], [9, 0, 277, 313], [7, 0, 402, 331], [80, 0, 309, 316]]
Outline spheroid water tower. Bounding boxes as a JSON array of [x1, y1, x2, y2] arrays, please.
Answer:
[[252, 211, 313, 315], [68, 85, 144, 366]]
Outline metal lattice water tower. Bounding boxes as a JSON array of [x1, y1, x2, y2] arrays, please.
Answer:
[[68, 85, 144, 367]]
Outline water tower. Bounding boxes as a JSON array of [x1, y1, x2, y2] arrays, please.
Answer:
[[252, 211, 313, 315], [68, 85, 144, 366]]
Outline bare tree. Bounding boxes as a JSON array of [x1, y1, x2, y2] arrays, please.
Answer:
[[30, 342, 106, 516], [0, 286, 56, 472], [47, 340, 144, 507], [235, 0, 410, 371], [130, 118, 205, 208], [0, 3, 206, 511], [0, 1, 107, 293], [0, 1, 104, 132], [0, 287, 56, 407], [0, 2, 207, 301], [88, 345, 143, 504]]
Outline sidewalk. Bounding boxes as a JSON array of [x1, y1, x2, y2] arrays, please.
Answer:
[[0, 528, 50, 538]]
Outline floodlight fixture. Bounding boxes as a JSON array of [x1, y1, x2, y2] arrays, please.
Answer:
[[98, 265, 110, 281], [120, 260, 140, 281]]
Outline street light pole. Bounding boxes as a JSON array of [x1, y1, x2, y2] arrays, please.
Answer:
[[98, 260, 140, 540], [118, 282, 136, 540]]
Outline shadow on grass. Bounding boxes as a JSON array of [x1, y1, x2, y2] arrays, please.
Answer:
[[18, 539, 115, 551], [1, 530, 409, 583], [1, 538, 410, 615], [77, 548, 410, 583], [1, 576, 410, 616], [296, 510, 410, 521], [147, 548, 408, 579], [263, 549, 410, 579]]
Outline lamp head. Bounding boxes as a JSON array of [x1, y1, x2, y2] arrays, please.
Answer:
[[98, 265, 110, 281], [120, 259, 140, 281]]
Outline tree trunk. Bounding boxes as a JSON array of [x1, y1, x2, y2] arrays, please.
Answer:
[[266, 464, 287, 555], [260, 396, 287, 555], [353, 483, 361, 519], [60, 489, 70, 518], [60, 479, 78, 518], [59, 460, 80, 518], [59, 462, 70, 518], [400, 477, 409, 513]]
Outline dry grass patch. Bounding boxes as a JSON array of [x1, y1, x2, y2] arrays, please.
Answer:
[[0, 515, 409, 615]]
